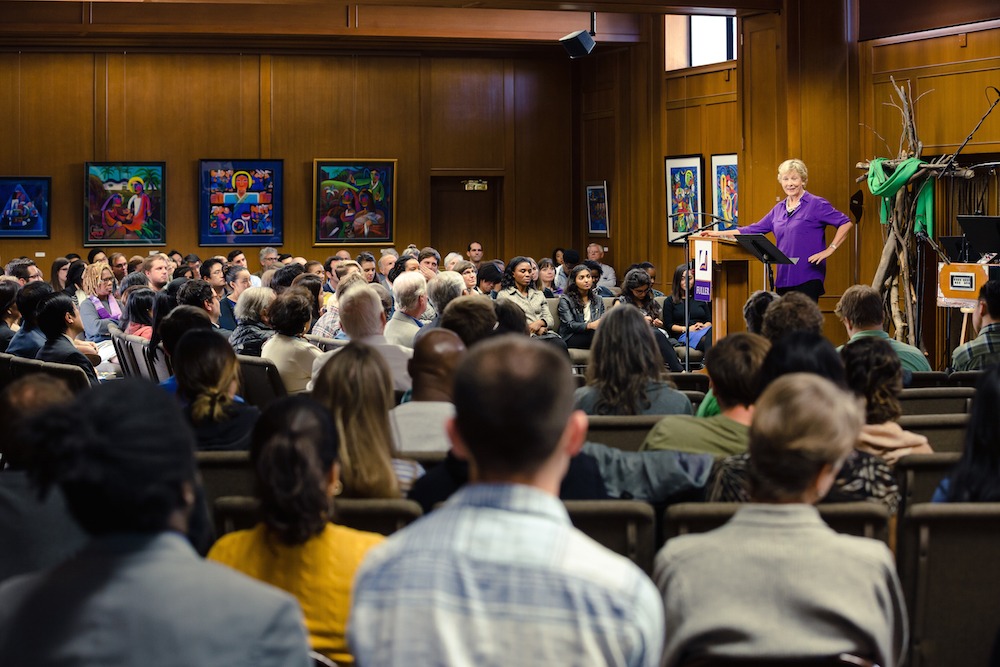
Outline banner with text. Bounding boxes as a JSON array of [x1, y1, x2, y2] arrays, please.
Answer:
[[694, 240, 712, 302]]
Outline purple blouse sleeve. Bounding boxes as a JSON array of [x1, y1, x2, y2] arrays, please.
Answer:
[[813, 196, 851, 228], [738, 206, 777, 235]]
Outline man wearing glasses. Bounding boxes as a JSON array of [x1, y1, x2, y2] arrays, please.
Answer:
[[255, 247, 279, 279], [4, 259, 43, 286]]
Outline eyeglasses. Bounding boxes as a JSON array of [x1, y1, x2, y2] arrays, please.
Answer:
[[100, 277, 114, 283]]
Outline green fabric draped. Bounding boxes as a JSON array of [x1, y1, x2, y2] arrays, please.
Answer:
[[867, 157, 933, 237]]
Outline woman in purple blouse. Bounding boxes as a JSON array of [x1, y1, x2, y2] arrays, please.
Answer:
[[701, 159, 853, 301]]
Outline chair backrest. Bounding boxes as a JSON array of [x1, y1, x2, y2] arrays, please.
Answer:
[[236, 354, 287, 409], [907, 371, 948, 388], [897, 414, 969, 453], [124, 334, 155, 380], [563, 499, 656, 575], [196, 451, 255, 511], [899, 503, 1000, 667], [682, 390, 705, 413], [304, 334, 347, 353], [947, 370, 982, 387], [898, 387, 974, 415], [546, 297, 562, 332], [9, 355, 47, 380], [895, 452, 961, 507], [108, 323, 137, 377], [213, 495, 260, 536], [0, 352, 14, 391], [405, 450, 448, 472], [586, 415, 663, 452], [668, 372, 711, 393], [40, 361, 92, 392], [335, 498, 424, 536], [664, 502, 890, 545], [144, 343, 172, 383]]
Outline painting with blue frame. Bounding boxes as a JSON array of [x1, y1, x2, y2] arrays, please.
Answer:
[[199, 160, 283, 247], [86, 162, 165, 246], [0, 177, 51, 239], [313, 159, 396, 246]]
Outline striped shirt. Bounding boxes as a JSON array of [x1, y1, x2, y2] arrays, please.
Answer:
[[952, 322, 1000, 371], [348, 483, 664, 667]]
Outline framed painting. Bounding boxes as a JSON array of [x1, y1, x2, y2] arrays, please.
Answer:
[[313, 159, 396, 246], [586, 181, 610, 237], [0, 177, 51, 239], [199, 160, 283, 247], [85, 162, 165, 246], [711, 153, 738, 231], [665, 154, 704, 244]]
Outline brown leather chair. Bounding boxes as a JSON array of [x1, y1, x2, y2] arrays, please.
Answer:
[[236, 354, 287, 409], [898, 387, 974, 415], [586, 414, 663, 452], [897, 414, 969, 454], [563, 499, 656, 575]]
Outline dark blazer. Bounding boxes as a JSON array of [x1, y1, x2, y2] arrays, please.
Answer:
[[557, 294, 605, 339], [218, 296, 238, 333], [35, 335, 100, 387]]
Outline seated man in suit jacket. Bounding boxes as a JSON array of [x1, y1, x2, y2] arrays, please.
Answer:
[[33, 292, 100, 388], [0, 379, 312, 667]]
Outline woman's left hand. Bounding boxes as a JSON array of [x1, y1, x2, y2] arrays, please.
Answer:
[[807, 247, 835, 264]]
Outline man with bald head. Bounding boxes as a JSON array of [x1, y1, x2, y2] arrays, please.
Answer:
[[389, 329, 466, 453]]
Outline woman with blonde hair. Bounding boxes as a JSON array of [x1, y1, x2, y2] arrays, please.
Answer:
[[173, 328, 259, 450], [312, 342, 424, 497], [79, 261, 122, 343]]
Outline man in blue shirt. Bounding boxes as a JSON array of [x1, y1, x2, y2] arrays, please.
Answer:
[[349, 335, 665, 667]]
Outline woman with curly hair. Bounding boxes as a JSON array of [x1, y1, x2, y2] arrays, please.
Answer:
[[557, 264, 605, 350], [261, 288, 323, 394], [173, 329, 259, 451], [496, 256, 567, 353], [617, 268, 682, 371], [78, 261, 121, 343], [312, 342, 424, 497], [207, 396, 383, 663], [574, 304, 691, 416]]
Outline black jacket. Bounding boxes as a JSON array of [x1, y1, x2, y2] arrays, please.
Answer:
[[35, 335, 100, 387]]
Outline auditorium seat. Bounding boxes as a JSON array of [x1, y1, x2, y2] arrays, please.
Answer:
[[304, 334, 347, 352], [109, 323, 141, 377], [668, 372, 710, 393], [586, 415, 663, 452], [196, 450, 254, 512], [899, 503, 1000, 667], [546, 297, 590, 365], [236, 354, 287, 409], [897, 414, 968, 453], [144, 343, 171, 383], [213, 495, 423, 538], [563, 499, 656, 575], [893, 453, 960, 544], [683, 390, 705, 413], [125, 334, 154, 381], [0, 352, 14, 390], [8, 355, 46, 380], [898, 387, 974, 415], [405, 450, 447, 472], [947, 370, 983, 387], [907, 371, 948, 388], [664, 502, 890, 545], [39, 361, 92, 392]]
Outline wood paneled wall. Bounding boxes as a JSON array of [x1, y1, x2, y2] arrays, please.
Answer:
[[0, 48, 573, 270]]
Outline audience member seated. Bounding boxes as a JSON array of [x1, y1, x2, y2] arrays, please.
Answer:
[[141, 254, 169, 292], [312, 342, 424, 496], [291, 272, 324, 329], [0, 380, 312, 665], [493, 299, 528, 335], [64, 260, 86, 304], [535, 257, 560, 297], [582, 259, 615, 297], [350, 335, 661, 666], [173, 329, 259, 451], [156, 306, 214, 395], [553, 247, 579, 291], [261, 289, 322, 394], [122, 286, 157, 340], [497, 256, 568, 353], [842, 337, 931, 464], [34, 292, 100, 387], [7, 282, 53, 358], [390, 329, 465, 453], [952, 278, 1000, 371], [312, 271, 366, 340], [643, 332, 769, 456], [384, 271, 427, 349], [761, 290, 824, 341], [208, 396, 383, 664], [229, 286, 276, 357], [439, 295, 498, 348], [177, 278, 230, 338], [558, 264, 605, 349], [836, 284, 932, 372], [148, 283, 182, 360], [934, 363, 1000, 502], [665, 263, 712, 354], [78, 262, 120, 343], [116, 268, 150, 298], [586, 243, 616, 290], [0, 376, 87, 583], [453, 260, 477, 294], [655, 373, 907, 667], [708, 332, 900, 514], [271, 262, 305, 295], [413, 271, 465, 344], [218, 265, 252, 332], [5, 258, 44, 286], [574, 305, 691, 416], [310, 285, 413, 392], [617, 268, 682, 371], [474, 262, 502, 297], [0, 280, 19, 352]]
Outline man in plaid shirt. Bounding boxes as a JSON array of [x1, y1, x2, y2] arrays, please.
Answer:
[[953, 280, 1000, 371]]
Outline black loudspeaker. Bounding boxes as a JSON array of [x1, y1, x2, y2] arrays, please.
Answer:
[[560, 30, 595, 59]]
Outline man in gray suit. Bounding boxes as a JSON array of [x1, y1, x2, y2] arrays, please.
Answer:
[[0, 380, 312, 667], [655, 373, 907, 667]]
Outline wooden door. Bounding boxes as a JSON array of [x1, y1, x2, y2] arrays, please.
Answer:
[[430, 176, 502, 261]]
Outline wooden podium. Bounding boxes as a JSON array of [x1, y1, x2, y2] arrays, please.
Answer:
[[687, 237, 756, 343]]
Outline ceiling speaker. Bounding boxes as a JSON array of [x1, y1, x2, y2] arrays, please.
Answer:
[[560, 30, 596, 59]]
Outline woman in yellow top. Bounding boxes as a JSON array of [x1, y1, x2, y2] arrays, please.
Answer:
[[208, 395, 384, 664]]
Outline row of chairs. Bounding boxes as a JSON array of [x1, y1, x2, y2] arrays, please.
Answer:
[[907, 370, 985, 388], [108, 323, 170, 382], [0, 351, 92, 393]]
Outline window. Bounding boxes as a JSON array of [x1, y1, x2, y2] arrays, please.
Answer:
[[666, 15, 737, 71]]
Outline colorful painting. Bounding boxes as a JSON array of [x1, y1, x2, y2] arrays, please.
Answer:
[[711, 153, 738, 231], [665, 155, 704, 244], [199, 160, 283, 247], [586, 182, 610, 237], [85, 162, 165, 246], [0, 177, 51, 239], [313, 159, 396, 246]]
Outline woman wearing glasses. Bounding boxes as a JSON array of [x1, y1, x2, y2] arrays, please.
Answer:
[[617, 268, 682, 372], [79, 262, 122, 343]]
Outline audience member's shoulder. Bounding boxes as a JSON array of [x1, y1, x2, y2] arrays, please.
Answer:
[[561, 524, 657, 591]]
